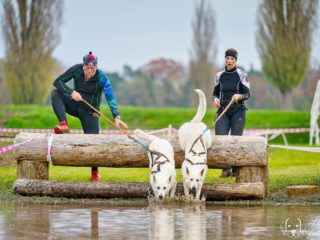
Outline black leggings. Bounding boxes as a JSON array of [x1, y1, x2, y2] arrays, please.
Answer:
[[51, 89, 100, 171], [215, 107, 246, 174], [215, 108, 246, 136], [51, 89, 99, 134]]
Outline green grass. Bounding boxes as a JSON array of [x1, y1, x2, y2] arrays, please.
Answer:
[[0, 148, 319, 202], [0, 105, 311, 130]]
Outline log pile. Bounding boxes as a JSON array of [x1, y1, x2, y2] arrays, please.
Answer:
[[13, 132, 269, 199]]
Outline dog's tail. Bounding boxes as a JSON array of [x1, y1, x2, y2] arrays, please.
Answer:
[[134, 129, 159, 142], [191, 89, 207, 123]]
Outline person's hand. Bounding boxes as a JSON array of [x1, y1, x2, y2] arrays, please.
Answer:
[[115, 117, 128, 130], [212, 98, 221, 108], [71, 91, 82, 101], [231, 94, 242, 103]]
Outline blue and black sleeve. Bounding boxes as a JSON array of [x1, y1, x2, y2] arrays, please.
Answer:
[[98, 71, 120, 118]]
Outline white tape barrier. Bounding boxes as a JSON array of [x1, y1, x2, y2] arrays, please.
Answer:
[[269, 144, 320, 153]]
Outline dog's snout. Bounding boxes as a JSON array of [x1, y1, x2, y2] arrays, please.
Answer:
[[192, 186, 197, 190], [159, 195, 164, 200]]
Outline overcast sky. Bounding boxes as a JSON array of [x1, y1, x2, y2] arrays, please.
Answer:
[[0, 0, 319, 73]]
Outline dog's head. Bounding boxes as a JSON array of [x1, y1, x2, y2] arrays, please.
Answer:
[[150, 173, 173, 200], [183, 164, 207, 191], [281, 217, 304, 238]]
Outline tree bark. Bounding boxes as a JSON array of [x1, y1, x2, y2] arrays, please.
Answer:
[[236, 166, 269, 197], [13, 179, 265, 200], [17, 160, 49, 180], [14, 133, 268, 168]]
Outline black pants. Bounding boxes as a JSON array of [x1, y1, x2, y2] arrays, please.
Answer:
[[215, 107, 246, 174], [51, 89, 99, 171], [215, 107, 246, 136]]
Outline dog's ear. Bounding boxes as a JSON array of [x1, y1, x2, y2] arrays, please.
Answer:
[[186, 166, 190, 175], [200, 168, 205, 176], [153, 174, 157, 183], [168, 175, 172, 183]]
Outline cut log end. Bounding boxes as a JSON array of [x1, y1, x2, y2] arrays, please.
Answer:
[[286, 185, 318, 196]]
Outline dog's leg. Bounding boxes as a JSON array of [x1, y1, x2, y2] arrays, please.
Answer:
[[183, 181, 191, 200], [170, 180, 177, 198], [195, 182, 204, 200]]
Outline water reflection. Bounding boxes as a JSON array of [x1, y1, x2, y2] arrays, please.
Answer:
[[0, 201, 319, 239], [149, 205, 176, 240]]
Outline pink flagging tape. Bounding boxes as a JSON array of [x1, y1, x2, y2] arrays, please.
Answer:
[[0, 137, 37, 154], [0, 127, 310, 138], [0, 133, 54, 154], [0, 138, 14, 142], [0, 127, 178, 135], [243, 128, 310, 136], [269, 144, 320, 153]]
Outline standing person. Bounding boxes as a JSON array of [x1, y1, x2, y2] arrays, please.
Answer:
[[51, 51, 128, 182], [212, 48, 250, 178]]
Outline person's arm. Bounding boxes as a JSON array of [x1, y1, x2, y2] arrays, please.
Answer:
[[99, 71, 128, 129], [232, 70, 250, 103], [53, 64, 82, 97], [238, 70, 250, 100], [98, 71, 120, 118], [212, 73, 221, 108]]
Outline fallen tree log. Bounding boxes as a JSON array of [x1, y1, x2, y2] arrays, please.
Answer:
[[13, 179, 265, 200], [14, 133, 267, 168]]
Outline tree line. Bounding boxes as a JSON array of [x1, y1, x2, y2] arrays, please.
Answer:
[[0, 0, 319, 110]]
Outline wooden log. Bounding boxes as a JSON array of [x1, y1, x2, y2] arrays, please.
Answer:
[[17, 160, 49, 180], [286, 185, 318, 196], [14, 133, 268, 168], [236, 166, 269, 197], [13, 179, 265, 200]]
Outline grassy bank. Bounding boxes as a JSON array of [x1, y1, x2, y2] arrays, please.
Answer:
[[0, 148, 319, 203], [0, 104, 310, 129]]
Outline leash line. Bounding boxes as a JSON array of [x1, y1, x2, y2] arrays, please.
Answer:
[[81, 99, 151, 151], [199, 99, 235, 137]]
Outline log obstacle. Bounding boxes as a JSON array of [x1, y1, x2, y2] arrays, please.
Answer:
[[13, 132, 268, 200], [14, 179, 265, 200]]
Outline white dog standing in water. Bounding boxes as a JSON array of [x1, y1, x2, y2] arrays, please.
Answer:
[[134, 129, 176, 200], [179, 89, 212, 200]]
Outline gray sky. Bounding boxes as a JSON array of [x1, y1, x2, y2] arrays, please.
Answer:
[[0, 0, 319, 72]]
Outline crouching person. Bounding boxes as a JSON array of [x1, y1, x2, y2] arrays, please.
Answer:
[[51, 51, 128, 182]]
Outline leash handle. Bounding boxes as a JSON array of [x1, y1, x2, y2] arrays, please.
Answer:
[[209, 99, 234, 128]]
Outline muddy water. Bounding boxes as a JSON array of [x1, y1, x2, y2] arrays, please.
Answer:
[[0, 201, 319, 239]]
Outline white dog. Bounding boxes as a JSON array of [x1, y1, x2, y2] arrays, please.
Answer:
[[178, 89, 212, 200], [134, 129, 176, 200]]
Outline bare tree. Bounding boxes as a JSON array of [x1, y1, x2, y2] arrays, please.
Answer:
[[188, 0, 217, 106], [256, 0, 318, 107], [1, 0, 63, 104]]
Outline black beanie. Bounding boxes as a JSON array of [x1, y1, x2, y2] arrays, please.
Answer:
[[225, 48, 238, 60], [83, 51, 98, 66]]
